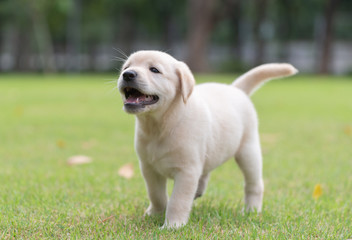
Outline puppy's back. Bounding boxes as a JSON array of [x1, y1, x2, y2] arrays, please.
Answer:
[[194, 83, 257, 171]]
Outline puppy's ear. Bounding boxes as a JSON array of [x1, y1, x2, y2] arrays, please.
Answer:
[[176, 61, 195, 104]]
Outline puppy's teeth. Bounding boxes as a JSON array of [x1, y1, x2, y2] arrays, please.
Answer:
[[136, 98, 140, 103]]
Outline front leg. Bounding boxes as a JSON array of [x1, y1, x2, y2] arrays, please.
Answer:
[[162, 171, 200, 229], [141, 163, 168, 216]]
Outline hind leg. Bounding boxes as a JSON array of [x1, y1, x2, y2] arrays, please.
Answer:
[[235, 133, 264, 212], [194, 173, 210, 199]]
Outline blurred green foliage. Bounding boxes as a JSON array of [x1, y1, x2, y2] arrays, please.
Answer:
[[1, 0, 351, 46], [0, 0, 351, 73]]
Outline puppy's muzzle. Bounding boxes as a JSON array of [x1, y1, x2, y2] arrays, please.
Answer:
[[123, 70, 137, 82], [119, 70, 159, 113]]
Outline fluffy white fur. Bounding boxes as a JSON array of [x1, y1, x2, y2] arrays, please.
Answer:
[[117, 50, 297, 229]]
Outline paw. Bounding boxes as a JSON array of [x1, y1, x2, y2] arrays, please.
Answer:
[[194, 191, 203, 200], [160, 220, 186, 230], [243, 204, 262, 214], [244, 192, 263, 213], [144, 205, 165, 216], [244, 181, 264, 213]]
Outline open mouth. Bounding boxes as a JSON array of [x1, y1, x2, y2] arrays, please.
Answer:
[[123, 87, 159, 107]]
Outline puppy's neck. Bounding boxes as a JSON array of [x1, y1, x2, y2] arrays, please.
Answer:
[[135, 96, 186, 137]]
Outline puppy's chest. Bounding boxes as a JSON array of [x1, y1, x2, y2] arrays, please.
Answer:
[[139, 140, 163, 162], [136, 136, 180, 177]]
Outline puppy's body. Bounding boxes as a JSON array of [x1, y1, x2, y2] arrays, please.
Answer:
[[117, 51, 297, 228], [138, 84, 249, 175]]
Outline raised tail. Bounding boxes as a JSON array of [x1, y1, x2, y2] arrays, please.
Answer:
[[232, 63, 298, 96]]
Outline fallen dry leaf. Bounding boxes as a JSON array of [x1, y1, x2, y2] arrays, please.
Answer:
[[56, 139, 66, 149], [67, 155, 92, 166], [343, 126, 352, 136], [98, 215, 115, 223], [118, 163, 134, 179], [81, 139, 97, 150], [260, 133, 281, 144], [312, 184, 323, 200], [261, 133, 281, 154]]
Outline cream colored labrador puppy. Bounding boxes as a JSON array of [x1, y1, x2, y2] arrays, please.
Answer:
[[117, 50, 297, 229]]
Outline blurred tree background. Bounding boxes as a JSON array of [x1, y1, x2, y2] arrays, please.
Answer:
[[0, 0, 351, 74]]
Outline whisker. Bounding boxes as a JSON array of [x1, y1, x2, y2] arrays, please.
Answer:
[[104, 80, 117, 85], [164, 48, 173, 54], [111, 48, 128, 74], [113, 48, 128, 59], [111, 56, 126, 62], [105, 86, 119, 96], [102, 77, 118, 88], [115, 67, 123, 74]]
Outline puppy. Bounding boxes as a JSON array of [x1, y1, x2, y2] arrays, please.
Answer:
[[117, 50, 297, 229]]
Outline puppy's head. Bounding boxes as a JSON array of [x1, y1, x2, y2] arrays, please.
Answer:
[[117, 50, 195, 115]]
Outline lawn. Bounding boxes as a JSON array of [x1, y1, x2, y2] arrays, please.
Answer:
[[0, 74, 351, 239]]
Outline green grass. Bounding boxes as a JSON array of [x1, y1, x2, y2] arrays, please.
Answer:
[[1, 73, 351, 239]]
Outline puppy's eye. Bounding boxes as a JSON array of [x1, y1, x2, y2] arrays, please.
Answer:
[[149, 67, 160, 74]]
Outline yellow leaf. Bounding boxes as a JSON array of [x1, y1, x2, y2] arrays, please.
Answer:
[[313, 184, 322, 200], [56, 140, 66, 149], [67, 155, 92, 165], [118, 163, 134, 179], [343, 126, 352, 136]]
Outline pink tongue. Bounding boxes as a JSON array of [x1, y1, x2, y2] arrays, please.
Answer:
[[126, 95, 147, 104]]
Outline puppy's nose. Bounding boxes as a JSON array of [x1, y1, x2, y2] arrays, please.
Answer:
[[123, 70, 137, 81]]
